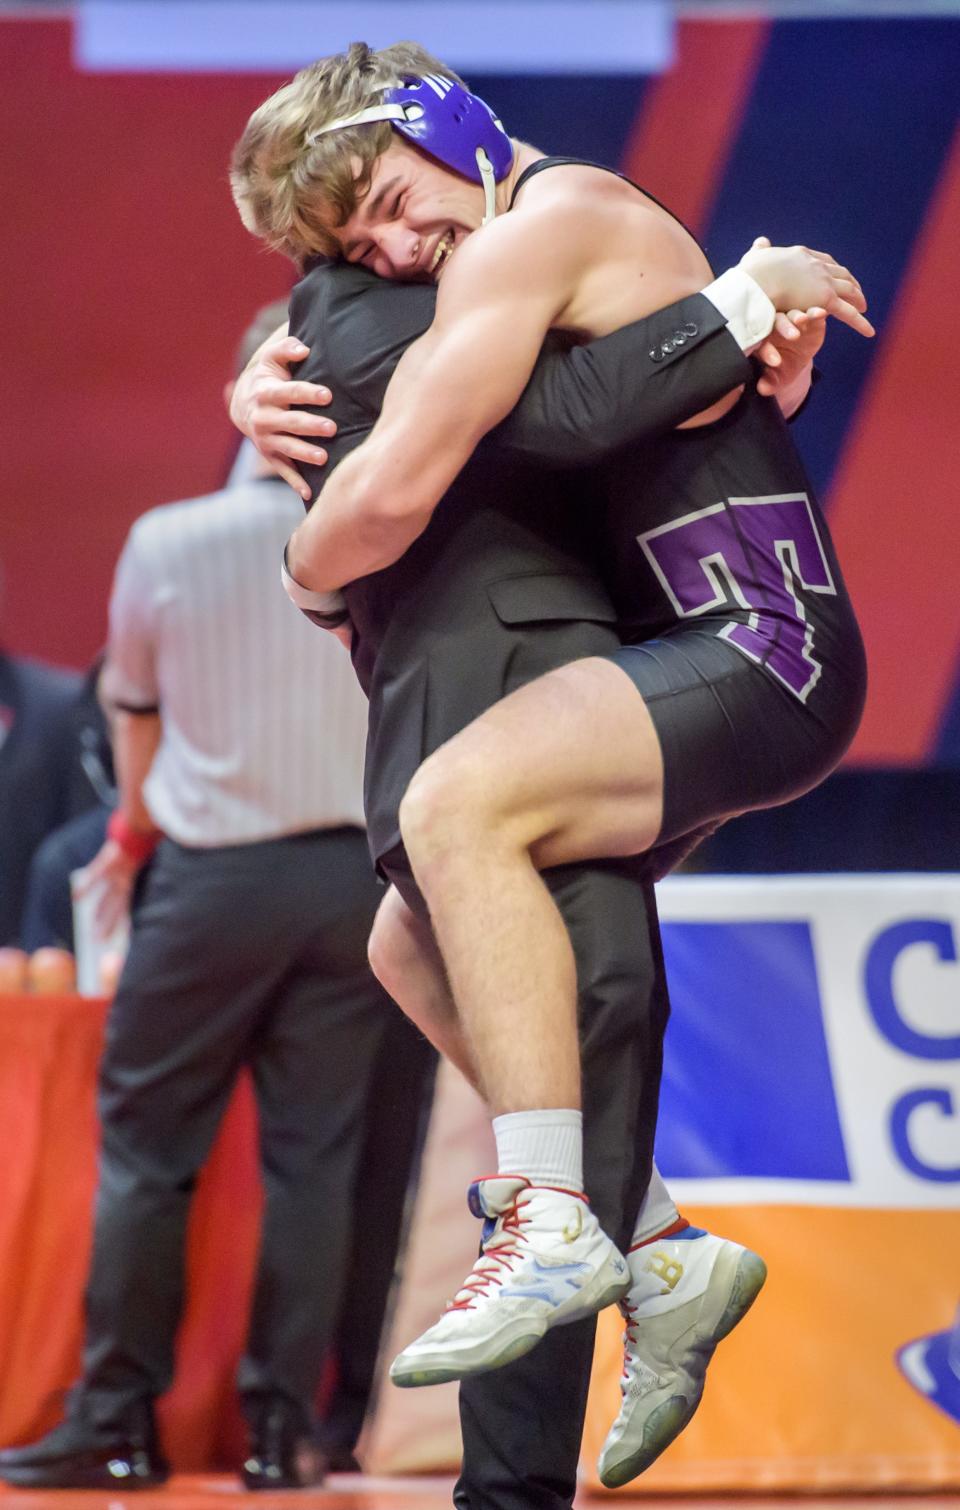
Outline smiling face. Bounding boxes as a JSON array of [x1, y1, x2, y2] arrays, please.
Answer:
[[333, 138, 488, 282]]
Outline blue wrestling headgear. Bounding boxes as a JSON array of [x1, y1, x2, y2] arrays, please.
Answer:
[[307, 73, 513, 225]]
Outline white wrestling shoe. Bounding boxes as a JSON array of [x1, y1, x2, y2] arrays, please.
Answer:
[[389, 1175, 629, 1388], [598, 1226, 767, 1487]]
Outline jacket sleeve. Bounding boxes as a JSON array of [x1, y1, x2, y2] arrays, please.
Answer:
[[490, 291, 754, 468]]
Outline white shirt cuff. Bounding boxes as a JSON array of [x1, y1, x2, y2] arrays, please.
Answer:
[[702, 267, 776, 353], [281, 546, 347, 618]]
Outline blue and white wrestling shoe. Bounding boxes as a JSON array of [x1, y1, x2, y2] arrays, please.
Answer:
[[389, 1175, 629, 1388], [598, 1227, 767, 1487], [896, 1306, 960, 1425]]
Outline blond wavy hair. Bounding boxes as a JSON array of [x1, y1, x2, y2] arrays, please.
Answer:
[[230, 41, 464, 265]]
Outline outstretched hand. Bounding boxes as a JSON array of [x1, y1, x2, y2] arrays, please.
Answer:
[[229, 334, 337, 501], [741, 236, 875, 340]]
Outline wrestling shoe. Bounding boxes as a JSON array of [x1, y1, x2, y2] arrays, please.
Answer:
[[598, 1226, 767, 1487], [389, 1175, 629, 1388]]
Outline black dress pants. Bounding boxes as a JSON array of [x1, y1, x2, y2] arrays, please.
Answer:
[[454, 858, 669, 1510], [321, 1006, 436, 1453], [81, 827, 415, 1428]]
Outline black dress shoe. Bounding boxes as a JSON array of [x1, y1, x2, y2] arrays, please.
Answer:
[[241, 1398, 326, 1490], [0, 1400, 169, 1489]]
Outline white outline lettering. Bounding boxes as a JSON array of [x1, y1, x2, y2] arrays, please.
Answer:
[[636, 493, 837, 703]]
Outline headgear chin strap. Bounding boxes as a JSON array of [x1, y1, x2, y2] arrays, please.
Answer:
[[307, 73, 513, 225]]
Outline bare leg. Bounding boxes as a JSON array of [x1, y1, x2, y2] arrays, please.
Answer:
[[368, 882, 680, 1237], [367, 885, 483, 1097], [398, 658, 665, 1117]]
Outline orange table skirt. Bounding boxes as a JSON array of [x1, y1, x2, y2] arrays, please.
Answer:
[[4, 994, 959, 1491], [0, 993, 263, 1470]]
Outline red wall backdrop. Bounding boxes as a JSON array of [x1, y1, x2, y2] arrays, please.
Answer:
[[0, 19, 291, 668]]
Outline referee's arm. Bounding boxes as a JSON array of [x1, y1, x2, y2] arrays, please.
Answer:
[[99, 523, 163, 841]]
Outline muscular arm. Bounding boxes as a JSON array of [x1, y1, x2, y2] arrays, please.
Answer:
[[288, 205, 701, 592], [240, 242, 839, 511], [282, 216, 869, 593], [296, 282, 749, 509]]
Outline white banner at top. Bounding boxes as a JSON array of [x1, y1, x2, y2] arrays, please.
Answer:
[[74, 1, 674, 75]]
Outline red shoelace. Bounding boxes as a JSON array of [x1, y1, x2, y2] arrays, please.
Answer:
[[447, 1195, 533, 1312], [619, 1296, 640, 1383]]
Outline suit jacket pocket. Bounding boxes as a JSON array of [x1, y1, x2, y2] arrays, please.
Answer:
[[486, 573, 618, 627]]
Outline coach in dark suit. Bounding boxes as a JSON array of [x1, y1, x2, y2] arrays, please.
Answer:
[[276, 262, 754, 1510]]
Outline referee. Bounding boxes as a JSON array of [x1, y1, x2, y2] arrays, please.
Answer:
[[0, 304, 433, 1490]]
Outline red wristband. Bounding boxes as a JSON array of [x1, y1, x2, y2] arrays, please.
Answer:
[[107, 810, 161, 864]]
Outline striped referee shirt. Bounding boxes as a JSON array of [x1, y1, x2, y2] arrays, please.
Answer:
[[103, 474, 368, 846]]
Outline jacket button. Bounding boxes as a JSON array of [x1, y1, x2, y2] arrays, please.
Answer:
[[649, 347, 664, 362], [673, 330, 687, 345], [682, 321, 699, 337], [661, 339, 675, 354]]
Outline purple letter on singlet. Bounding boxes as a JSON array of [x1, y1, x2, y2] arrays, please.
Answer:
[[637, 493, 836, 701]]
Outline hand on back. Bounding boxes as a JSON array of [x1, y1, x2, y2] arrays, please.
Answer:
[[230, 333, 337, 501]]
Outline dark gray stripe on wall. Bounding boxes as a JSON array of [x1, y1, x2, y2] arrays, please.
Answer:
[[701, 17, 960, 502]]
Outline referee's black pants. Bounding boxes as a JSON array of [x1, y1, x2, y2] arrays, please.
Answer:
[[81, 827, 432, 1432], [454, 858, 669, 1510]]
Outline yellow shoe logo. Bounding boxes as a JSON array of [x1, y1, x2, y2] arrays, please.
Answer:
[[562, 1206, 584, 1243], [646, 1252, 683, 1292]]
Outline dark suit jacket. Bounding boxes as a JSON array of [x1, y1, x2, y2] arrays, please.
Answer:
[[0, 653, 82, 944], [289, 263, 751, 894]]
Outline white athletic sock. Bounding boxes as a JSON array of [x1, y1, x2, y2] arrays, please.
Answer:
[[492, 1108, 583, 1191], [630, 1162, 681, 1245]]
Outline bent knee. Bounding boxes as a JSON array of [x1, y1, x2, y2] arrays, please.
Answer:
[[367, 908, 404, 997], [399, 747, 493, 862]]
